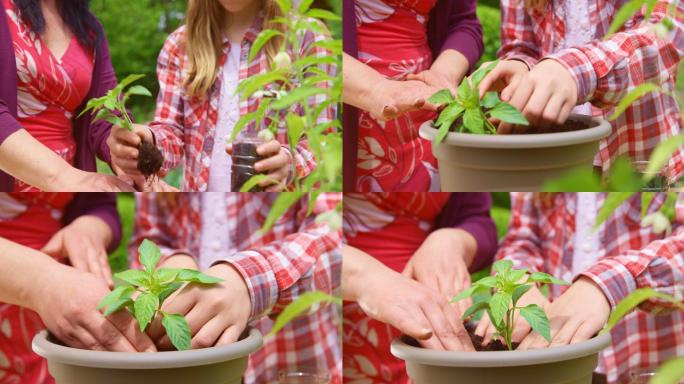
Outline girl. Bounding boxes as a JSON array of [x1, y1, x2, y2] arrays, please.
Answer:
[[0, 0, 134, 192], [479, 0, 684, 180], [0, 193, 155, 383], [108, 0, 336, 192], [477, 193, 684, 383], [131, 193, 342, 384]]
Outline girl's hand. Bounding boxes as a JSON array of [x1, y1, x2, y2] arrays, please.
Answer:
[[31, 264, 156, 352], [228, 140, 291, 191], [107, 123, 155, 177], [478, 60, 530, 97], [495, 59, 577, 133], [147, 263, 251, 350], [474, 284, 550, 346], [402, 228, 476, 315], [41, 216, 114, 287], [517, 277, 610, 350]]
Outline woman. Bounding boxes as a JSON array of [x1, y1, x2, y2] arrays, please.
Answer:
[[132, 192, 342, 383], [108, 0, 336, 192], [342, 192, 497, 383], [343, 0, 483, 192], [0, 0, 135, 192], [0, 193, 155, 383], [479, 193, 684, 383]]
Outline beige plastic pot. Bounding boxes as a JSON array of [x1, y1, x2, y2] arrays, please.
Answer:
[[420, 114, 612, 191], [32, 328, 262, 384], [391, 333, 611, 384]]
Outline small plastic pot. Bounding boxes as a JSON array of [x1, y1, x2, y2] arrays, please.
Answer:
[[32, 328, 263, 384], [391, 332, 611, 384], [231, 139, 265, 192]]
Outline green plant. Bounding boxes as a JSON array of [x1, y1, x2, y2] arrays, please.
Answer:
[[268, 291, 342, 336], [98, 239, 223, 351], [427, 60, 529, 143], [452, 260, 569, 350], [80, 74, 163, 178]]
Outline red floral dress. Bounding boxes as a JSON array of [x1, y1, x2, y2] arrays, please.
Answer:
[[0, 192, 74, 384], [354, 0, 439, 192], [4, 0, 94, 192], [343, 193, 450, 383]]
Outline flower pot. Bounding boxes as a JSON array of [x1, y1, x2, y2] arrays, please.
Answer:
[[390, 332, 611, 384], [32, 328, 263, 384], [419, 114, 612, 191]]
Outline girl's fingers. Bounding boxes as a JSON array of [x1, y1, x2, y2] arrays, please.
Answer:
[[114, 144, 139, 160], [254, 151, 289, 173], [557, 100, 574, 125], [511, 317, 532, 343], [478, 65, 504, 96], [540, 93, 566, 127], [191, 316, 229, 349], [98, 251, 114, 288], [215, 325, 245, 347], [569, 321, 597, 344], [522, 86, 552, 127], [474, 313, 490, 337], [549, 318, 583, 347], [500, 75, 522, 102], [256, 140, 281, 157], [182, 304, 218, 339], [113, 127, 142, 147], [481, 323, 496, 346], [507, 80, 534, 114]]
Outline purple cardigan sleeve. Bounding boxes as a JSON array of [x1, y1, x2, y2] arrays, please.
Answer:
[[436, 193, 497, 272], [63, 193, 122, 252], [428, 0, 484, 69], [0, 100, 21, 144]]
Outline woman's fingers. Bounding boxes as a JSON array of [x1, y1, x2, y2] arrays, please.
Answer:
[[107, 311, 157, 352], [84, 315, 137, 352], [421, 299, 468, 351]]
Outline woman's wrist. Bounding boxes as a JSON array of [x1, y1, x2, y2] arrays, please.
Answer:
[[425, 228, 477, 267], [431, 49, 470, 86], [71, 216, 113, 249]]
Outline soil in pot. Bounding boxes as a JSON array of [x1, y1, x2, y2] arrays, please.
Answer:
[[404, 322, 519, 351], [231, 140, 265, 192], [137, 140, 164, 178]]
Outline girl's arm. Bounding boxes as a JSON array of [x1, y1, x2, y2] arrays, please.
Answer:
[[580, 193, 684, 314], [498, 0, 542, 69], [496, 192, 546, 271], [547, 0, 684, 107]]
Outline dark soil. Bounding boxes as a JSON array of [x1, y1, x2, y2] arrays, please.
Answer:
[[137, 140, 163, 177], [231, 141, 265, 192], [464, 322, 518, 351]]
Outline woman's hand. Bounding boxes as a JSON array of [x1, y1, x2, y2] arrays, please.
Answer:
[[368, 78, 439, 121], [407, 49, 470, 95], [147, 263, 251, 350], [402, 228, 476, 314], [107, 123, 155, 177], [228, 140, 291, 191], [57, 170, 135, 192], [517, 277, 610, 350], [41, 216, 114, 287], [474, 284, 550, 346], [30, 264, 156, 352]]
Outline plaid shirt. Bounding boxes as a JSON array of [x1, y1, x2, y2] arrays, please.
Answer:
[[498, 192, 684, 384], [499, 0, 684, 180], [150, 12, 336, 191], [131, 192, 342, 384]]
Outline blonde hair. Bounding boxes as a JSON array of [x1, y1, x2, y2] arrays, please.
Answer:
[[183, 0, 285, 99], [524, 0, 546, 11]]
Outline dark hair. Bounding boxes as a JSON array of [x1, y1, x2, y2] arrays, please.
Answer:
[[13, 0, 100, 48]]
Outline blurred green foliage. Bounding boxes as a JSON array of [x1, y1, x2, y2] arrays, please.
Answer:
[[476, 5, 501, 67], [109, 193, 135, 272]]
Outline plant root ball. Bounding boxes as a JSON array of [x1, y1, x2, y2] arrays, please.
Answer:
[[137, 140, 163, 178]]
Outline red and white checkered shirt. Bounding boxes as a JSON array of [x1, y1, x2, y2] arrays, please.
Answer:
[[497, 192, 684, 384], [499, 0, 684, 180], [150, 12, 336, 191], [131, 193, 342, 384]]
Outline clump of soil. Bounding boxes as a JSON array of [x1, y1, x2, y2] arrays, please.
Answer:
[[231, 141, 265, 192], [464, 322, 518, 351], [137, 140, 163, 178]]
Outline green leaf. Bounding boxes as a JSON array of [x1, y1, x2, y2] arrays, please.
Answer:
[[158, 282, 184, 305], [470, 60, 498, 87], [97, 285, 135, 310], [268, 291, 341, 336], [651, 357, 684, 384], [604, 156, 642, 191], [102, 298, 134, 317], [249, 29, 284, 62], [305, 9, 341, 21], [272, 87, 327, 110], [482, 92, 501, 109], [488, 292, 512, 327], [298, 0, 315, 13], [519, 304, 551, 342], [451, 286, 477, 303], [457, 78, 472, 102], [512, 284, 533, 304], [114, 269, 149, 287], [610, 83, 660, 120], [261, 191, 305, 233], [463, 108, 484, 134], [162, 313, 191, 351], [134, 292, 159, 332], [488, 102, 529, 125], [493, 260, 513, 275], [138, 239, 162, 272], [604, 288, 684, 331], [239, 174, 273, 192], [606, 0, 645, 36], [461, 301, 489, 320], [104, 116, 124, 129], [176, 269, 223, 284], [428, 89, 454, 105], [125, 85, 152, 98], [118, 74, 146, 89], [642, 192, 656, 218], [527, 272, 569, 285], [236, 71, 287, 100], [643, 134, 684, 182], [473, 276, 497, 288], [508, 269, 528, 284], [286, 113, 305, 149], [542, 166, 602, 192], [435, 103, 464, 127], [157, 268, 180, 283], [595, 192, 633, 230]]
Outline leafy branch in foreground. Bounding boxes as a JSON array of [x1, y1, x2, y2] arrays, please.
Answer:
[[268, 291, 342, 336], [427, 60, 528, 143], [451, 260, 569, 350], [98, 239, 222, 351]]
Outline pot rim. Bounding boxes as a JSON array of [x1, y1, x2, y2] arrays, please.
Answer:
[[419, 114, 611, 149], [390, 332, 611, 368], [32, 328, 263, 370]]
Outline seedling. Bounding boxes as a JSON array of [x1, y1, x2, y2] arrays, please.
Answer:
[[97, 239, 223, 351], [452, 260, 569, 350], [79, 74, 163, 178], [428, 60, 529, 143]]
